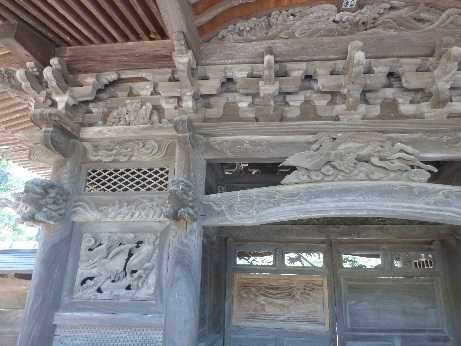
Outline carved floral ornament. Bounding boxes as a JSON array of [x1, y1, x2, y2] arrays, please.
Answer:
[[212, 2, 461, 43]]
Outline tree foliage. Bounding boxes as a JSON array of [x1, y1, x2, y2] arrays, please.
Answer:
[[0, 160, 38, 245]]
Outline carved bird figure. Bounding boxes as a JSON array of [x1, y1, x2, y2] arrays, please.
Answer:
[[100, 243, 132, 282]]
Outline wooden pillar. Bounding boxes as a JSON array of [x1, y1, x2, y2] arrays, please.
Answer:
[[17, 141, 82, 346], [156, 0, 201, 57], [164, 118, 205, 346]]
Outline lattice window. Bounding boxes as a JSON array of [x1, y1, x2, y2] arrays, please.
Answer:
[[342, 0, 358, 8], [85, 167, 169, 193], [236, 250, 274, 266], [393, 252, 435, 270], [341, 252, 382, 269]]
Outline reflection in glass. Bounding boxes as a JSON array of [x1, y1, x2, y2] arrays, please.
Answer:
[[236, 250, 274, 266], [284, 251, 324, 268], [341, 253, 382, 269]]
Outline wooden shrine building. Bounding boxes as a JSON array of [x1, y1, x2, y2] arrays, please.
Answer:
[[0, 0, 461, 345]]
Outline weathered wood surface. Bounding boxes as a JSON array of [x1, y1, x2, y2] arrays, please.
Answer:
[[0, 277, 29, 345], [56, 40, 175, 74], [0, 277, 30, 309], [216, 225, 460, 241], [201, 182, 461, 226], [157, 0, 201, 55], [17, 144, 83, 346], [201, 31, 461, 65], [232, 273, 328, 330], [443, 238, 461, 343], [343, 277, 443, 330], [195, 0, 337, 38], [195, 121, 461, 136], [0, 20, 55, 68]]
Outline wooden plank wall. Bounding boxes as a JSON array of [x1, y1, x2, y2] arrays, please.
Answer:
[[0, 275, 31, 346]]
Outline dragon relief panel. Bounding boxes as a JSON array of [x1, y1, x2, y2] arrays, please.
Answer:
[[213, 2, 461, 43], [74, 232, 160, 301]]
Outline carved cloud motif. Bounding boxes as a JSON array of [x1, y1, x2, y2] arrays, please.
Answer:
[[280, 133, 438, 184], [83, 140, 173, 162], [213, 3, 461, 43], [74, 232, 159, 301], [72, 197, 166, 222]]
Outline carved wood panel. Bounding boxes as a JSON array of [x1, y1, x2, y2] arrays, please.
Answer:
[[343, 278, 444, 331], [231, 273, 329, 331], [73, 232, 159, 301]]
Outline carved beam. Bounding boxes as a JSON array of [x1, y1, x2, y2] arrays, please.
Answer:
[[0, 22, 54, 68], [201, 32, 461, 66], [82, 139, 174, 163], [203, 132, 461, 161], [31, 108, 80, 138], [72, 194, 168, 223], [194, 120, 461, 136], [201, 182, 461, 226], [29, 127, 75, 166]]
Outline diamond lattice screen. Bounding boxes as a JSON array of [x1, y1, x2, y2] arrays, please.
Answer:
[[85, 167, 169, 193]]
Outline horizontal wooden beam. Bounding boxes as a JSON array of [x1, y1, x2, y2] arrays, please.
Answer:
[[201, 30, 461, 65], [0, 22, 55, 68], [55, 40, 175, 74], [201, 182, 461, 226], [217, 225, 459, 241]]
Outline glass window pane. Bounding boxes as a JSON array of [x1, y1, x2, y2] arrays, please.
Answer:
[[341, 253, 382, 269], [236, 250, 274, 266], [284, 251, 324, 268], [393, 252, 434, 270]]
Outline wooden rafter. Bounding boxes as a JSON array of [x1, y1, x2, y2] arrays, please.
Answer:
[[0, 0, 168, 48]]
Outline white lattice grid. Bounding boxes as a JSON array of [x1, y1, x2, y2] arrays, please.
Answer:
[[53, 327, 163, 346], [342, 0, 358, 8], [85, 167, 169, 193]]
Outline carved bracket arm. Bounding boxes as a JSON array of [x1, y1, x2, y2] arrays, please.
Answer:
[[163, 178, 197, 222]]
